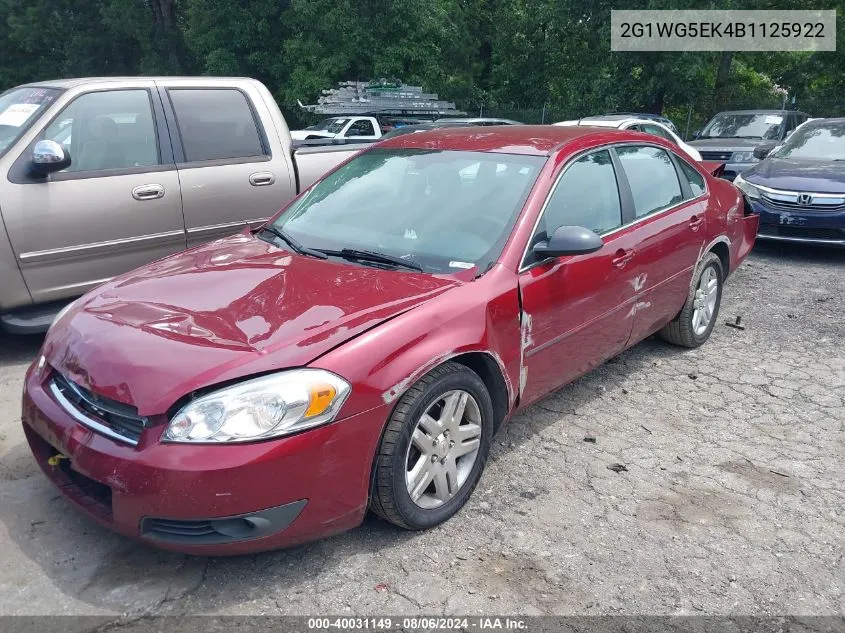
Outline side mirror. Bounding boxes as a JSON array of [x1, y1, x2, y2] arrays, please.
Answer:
[[753, 144, 775, 160], [533, 225, 604, 259], [692, 129, 701, 140], [30, 140, 70, 177]]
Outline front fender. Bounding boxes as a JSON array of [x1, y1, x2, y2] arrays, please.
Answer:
[[311, 265, 522, 421]]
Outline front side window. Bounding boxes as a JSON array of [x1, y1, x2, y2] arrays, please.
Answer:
[[271, 149, 546, 274], [169, 89, 265, 162], [771, 121, 845, 161], [42, 89, 159, 172], [0, 87, 61, 158], [642, 123, 676, 143], [540, 149, 623, 238], [348, 119, 375, 136], [617, 146, 684, 218]]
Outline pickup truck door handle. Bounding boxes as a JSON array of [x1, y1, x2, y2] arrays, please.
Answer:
[[131, 184, 165, 201], [611, 248, 635, 268], [689, 215, 705, 231], [249, 172, 275, 187]]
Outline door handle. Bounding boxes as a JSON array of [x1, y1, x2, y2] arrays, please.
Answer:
[[689, 215, 705, 231], [249, 172, 275, 187], [132, 184, 165, 201], [611, 248, 634, 268]]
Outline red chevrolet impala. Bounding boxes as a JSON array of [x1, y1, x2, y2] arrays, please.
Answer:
[[22, 126, 758, 554]]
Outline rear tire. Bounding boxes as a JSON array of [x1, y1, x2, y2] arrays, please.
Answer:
[[370, 362, 494, 530], [660, 252, 723, 348]]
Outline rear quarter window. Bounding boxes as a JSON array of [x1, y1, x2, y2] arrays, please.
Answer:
[[677, 159, 706, 198]]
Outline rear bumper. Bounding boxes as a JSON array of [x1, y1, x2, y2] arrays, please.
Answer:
[[752, 200, 845, 248], [22, 364, 390, 555]]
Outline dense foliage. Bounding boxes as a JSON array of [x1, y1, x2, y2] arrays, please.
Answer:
[[1, 0, 843, 131]]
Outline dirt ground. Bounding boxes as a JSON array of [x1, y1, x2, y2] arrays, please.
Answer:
[[0, 242, 842, 625]]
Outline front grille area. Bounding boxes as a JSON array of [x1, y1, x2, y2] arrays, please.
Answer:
[[51, 372, 147, 445], [761, 195, 845, 214], [759, 225, 845, 241], [700, 150, 734, 161]]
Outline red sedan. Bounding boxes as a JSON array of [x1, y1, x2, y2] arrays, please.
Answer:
[[22, 126, 759, 554]]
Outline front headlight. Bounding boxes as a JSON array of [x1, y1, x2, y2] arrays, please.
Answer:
[[733, 174, 761, 200], [731, 151, 758, 163], [164, 369, 351, 443]]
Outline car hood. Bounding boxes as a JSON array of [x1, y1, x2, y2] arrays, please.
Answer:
[[290, 130, 335, 140], [43, 233, 460, 415], [742, 158, 845, 192], [688, 138, 768, 151]]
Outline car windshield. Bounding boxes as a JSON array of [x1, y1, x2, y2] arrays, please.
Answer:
[[700, 113, 785, 140], [270, 148, 546, 274], [0, 87, 61, 157], [305, 117, 349, 133], [771, 122, 845, 161]]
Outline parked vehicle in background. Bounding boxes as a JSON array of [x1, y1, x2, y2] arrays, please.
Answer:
[[0, 77, 361, 333], [553, 117, 702, 161], [380, 117, 522, 140], [605, 112, 680, 135], [23, 126, 758, 555], [290, 116, 383, 141], [688, 109, 810, 181], [734, 118, 845, 248]]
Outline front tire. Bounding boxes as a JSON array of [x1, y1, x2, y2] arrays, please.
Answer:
[[660, 252, 723, 348], [370, 362, 494, 530]]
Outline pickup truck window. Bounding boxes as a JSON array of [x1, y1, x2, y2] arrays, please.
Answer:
[[273, 148, 545, 274], [42, 89, 159, 172], [0, 87, 61, 158], [348, 119, 376, 136], [169, 89, 266, 162]]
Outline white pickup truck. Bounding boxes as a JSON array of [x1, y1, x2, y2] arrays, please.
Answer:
[[290, 116, 383, 142], [0, 77, 362, 332]]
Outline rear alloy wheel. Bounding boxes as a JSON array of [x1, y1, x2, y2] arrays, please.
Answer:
[[660, 252, 724, 348], [370, 362, 493, 530]]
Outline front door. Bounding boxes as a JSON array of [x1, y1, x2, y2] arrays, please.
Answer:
[[518, 148, 636, 406], [1, 84, 185, 304]]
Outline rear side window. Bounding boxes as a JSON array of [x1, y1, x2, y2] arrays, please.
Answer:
[[617, 146, 684, 218], [169, 89, 265, 162], [542, 149, 623, 236], [641, 123, 675, 143], [677, 159, 706, 197]]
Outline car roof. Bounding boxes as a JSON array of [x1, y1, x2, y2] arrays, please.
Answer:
[[434, 117, 522, 125], [799, 117, 845, 127], [16, 76, 253, 89], [714, 109, 809, 116], [375, 124, 651, 156]]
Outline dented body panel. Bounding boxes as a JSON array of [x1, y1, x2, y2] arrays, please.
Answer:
[[22, 126, 757, 554]]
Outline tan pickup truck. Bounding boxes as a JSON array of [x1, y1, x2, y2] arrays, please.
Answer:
[[0, 77, 360, 333]]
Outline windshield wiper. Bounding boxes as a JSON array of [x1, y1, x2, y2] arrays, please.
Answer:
[[259, 225, 328, 259], [318, 248, 423, 272]]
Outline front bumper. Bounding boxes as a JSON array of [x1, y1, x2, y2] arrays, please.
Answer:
[[22, 364, 391, 555], [751, 200, 845, 248]]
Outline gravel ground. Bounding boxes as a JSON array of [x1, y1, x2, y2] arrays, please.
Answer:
[[0, 242, 842, 624]]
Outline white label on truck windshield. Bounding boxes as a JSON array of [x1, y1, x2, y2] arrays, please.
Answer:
[[764, 115, 783, 124], [0, 103, 39, 127]]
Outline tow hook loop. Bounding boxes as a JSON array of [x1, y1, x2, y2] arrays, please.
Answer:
[[47, 453, 68, 466]]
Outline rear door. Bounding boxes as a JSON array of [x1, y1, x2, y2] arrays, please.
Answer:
[[517, 148, 636, 405], [0, 82, 185, 304], [157, 79, 297, 247], [614, 145, 708, 344]]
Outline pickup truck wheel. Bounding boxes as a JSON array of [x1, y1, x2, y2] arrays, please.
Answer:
[[660, 252, 723, 348], [370, 362, 493, 530]]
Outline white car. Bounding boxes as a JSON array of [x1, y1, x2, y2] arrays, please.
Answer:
[[553, 116, 702, 162]]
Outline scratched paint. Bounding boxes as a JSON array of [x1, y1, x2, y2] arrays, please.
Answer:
[[630, 273, 647, 292], [626, 301, 652, 319]]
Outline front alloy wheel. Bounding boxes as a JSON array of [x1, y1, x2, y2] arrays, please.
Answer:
[[371, 362, 493, 530]]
